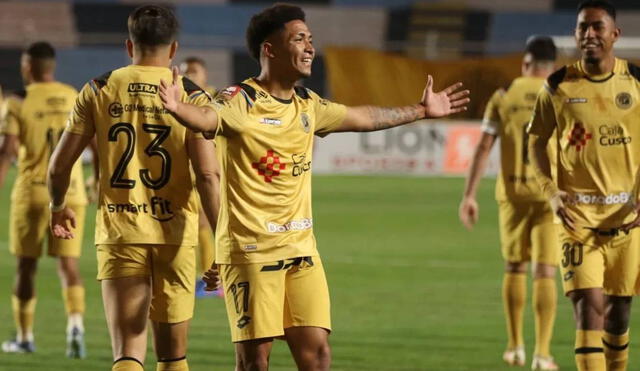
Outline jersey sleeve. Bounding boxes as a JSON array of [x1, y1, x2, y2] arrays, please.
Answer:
[[65, 83, 96, 137], [527, 85, 557, 140], [481, 89, 502, 136], [0, 97, 22, 136], [312, 93, 347, 137], [210, 86, 250, 137]]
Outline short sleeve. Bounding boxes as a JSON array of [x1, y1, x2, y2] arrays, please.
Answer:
[[209, 86, 249, 137], [0, 97, 21, 136], [527, 85, 557, 140], [481, 89, 503, 136], [65, 83, 96, 137], [312, 94, 347, 137]]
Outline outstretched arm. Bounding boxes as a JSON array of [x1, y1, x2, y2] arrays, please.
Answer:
[[48, 131, 93, 239], [335, 75, 470, 133], [159, 66, 218, 133], [459, 132, 497, 230]]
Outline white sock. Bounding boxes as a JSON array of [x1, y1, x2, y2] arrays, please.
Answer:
[[17, 331, 34, 343], [66, 313, 84, 334]]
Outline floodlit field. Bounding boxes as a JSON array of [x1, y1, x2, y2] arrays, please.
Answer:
[[0, 171, 638, 370]]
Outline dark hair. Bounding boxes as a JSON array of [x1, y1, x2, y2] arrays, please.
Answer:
[[246, 3, 306, 60], [577, 0, 616, 20], [184, 56, 206, 67], [25, 41, 55, 60], [525, 36, 556, 61], [128, 5, 179, 47]]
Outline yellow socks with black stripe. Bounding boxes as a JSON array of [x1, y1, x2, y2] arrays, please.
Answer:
[[533, 278, 556, 357], [11, 295, 36, 342], [62, 285, 85, 333], [157, 357, 189, 371], [603, 331, 629, 371], [503, 272, 526, 349], [575, 330, 605, 371], [112, 357, 144, 371], [198, 226, 215, 274]]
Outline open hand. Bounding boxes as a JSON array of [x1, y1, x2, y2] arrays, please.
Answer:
[[159, 66, 182, 113], [202, 264, 221, 292], [421, 75, 470, 118], [550, 190, 575, 231], [50, 206, 76, 239], [459, 196, 479, 230], [621, 201, 640, 233]]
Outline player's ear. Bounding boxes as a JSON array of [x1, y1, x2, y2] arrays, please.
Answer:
[[613, 26, 621, 42], [169, 40, 178, 59], [262, 42, 275, 58], [125, 39, 134, 59]]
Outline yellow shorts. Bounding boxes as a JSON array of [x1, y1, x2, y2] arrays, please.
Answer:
[[559, 228, 639, 296], [10, 203, 86, 258], [96, 244, 196, 323], [221, 256, 331, 342], [498, 201, 560, 265]]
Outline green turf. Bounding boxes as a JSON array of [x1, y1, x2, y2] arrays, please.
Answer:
[[0, 170, 637, 370]]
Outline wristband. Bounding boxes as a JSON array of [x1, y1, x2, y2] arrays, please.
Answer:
[[49, 201, 66, 213]]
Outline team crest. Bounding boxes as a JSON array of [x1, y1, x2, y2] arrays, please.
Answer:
[[616, 92, 632, 109], [567, 122, 592, 151], [108, 102, 123, 118], [300, 112, 311, 133]]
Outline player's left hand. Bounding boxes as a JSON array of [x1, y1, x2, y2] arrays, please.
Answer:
[[202, 264, 221, 291], [50, 207, 76, 239], [459, 196, 479, 230], [621, 202, 640, 233], [159, 66, 182, 113], [421, 75, 470, 118]]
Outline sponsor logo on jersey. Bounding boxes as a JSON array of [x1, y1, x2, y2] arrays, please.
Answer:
[[252, 150, 286, 182], [573, 192, 631, 205], [598, 124, 632, 146], [259, 118, 282, 126], [105, 196, 175, 221], [567, 122, 592, 151], [260, 257, 314, 272], [300, 112, 311, 133], [566, 98, 588, 104], [46, 97, 66, 106], [127, 83, 158, 95], [108, 102, 123, 118], [292, 153, 311, 176], [123, 103, 169, 115], [616, 92, 632, 109], [266, 218, 313, 233]]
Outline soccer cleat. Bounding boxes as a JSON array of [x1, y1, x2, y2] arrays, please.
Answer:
[[531, 355, 559, 371], [1, 339, 35, 353], [503, 346, 526, 366], [66, 327, 86, 359]]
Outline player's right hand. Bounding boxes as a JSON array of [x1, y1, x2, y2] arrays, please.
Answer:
[[159, 66, 182, 113], [202, 264, 221, 291], [459, 197, 479, 230], [50, 207, 76, 239], [550, 190, 575, 231]]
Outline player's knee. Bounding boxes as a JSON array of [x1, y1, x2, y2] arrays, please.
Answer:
[[298, 342, 331, 370], [505, 261, 527, 273], [239, 354, 269, 371], [315, 342, 331, 369], [605, 297, 632, 334], [533, 262, 556, 278], [16, 257, 37, 277]]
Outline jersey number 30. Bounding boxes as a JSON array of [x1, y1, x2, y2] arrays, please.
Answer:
[[108, 122, 171, 190]]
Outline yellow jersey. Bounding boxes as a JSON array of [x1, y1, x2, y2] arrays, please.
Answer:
[[528, 58, 640, 233], [1, 82, 86, 206], [212, 78, 347, 264], [66, 65, 212, 245], [483, 76, 548, 202]]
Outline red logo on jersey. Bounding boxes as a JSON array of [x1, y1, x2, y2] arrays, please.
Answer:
[[567, 122, 592, 151], [252, 150, 286, 182]]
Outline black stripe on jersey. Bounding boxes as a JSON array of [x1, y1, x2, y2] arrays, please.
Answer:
[[546, 66, 567, 92], [294, 86, 310, 99], [238, 83, 257, 101], [181, 76, 202, 95], [92, 70, 113, 89], [602, 339, 629, 351], [575, 347, 604, 354], [627, 61, 640, 82]]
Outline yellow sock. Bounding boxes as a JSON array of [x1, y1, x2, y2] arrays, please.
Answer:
[[113, 358, 144, 371], [503, 272, 526, 349], [603, 331, 629, 371], [157, 358, 189, 371], [575, 330, 605, 371], [11, 295, 36, 342], [533, 277, 556, 357], [62, 285, 86, 315], [198, 226, 215, 274]]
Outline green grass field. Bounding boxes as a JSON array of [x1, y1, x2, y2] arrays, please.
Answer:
[[0, 171, 638, 370]]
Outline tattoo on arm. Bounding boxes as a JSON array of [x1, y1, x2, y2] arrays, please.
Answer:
[[366, 104, 425, 131]]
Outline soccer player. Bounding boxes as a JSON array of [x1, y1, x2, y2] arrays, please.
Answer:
[[158, 4, 469, 370], [47, 5, 219, 371], [180, 56, 219, 294], [528, 1, 640, 370], [459, 36, 559, 370], [0, 42, 90, 357]]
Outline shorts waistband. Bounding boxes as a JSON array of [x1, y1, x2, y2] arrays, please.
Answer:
[[584, 227, 628, 237]]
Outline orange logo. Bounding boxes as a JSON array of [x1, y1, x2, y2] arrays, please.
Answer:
[[252, 150, 286, 182]]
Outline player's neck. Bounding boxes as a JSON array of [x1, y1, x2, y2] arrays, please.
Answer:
[[30, 74, 55, 83], [581, 54, 616, 76], [132, 56, 170, 68], [254, 70, 297, 101]]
